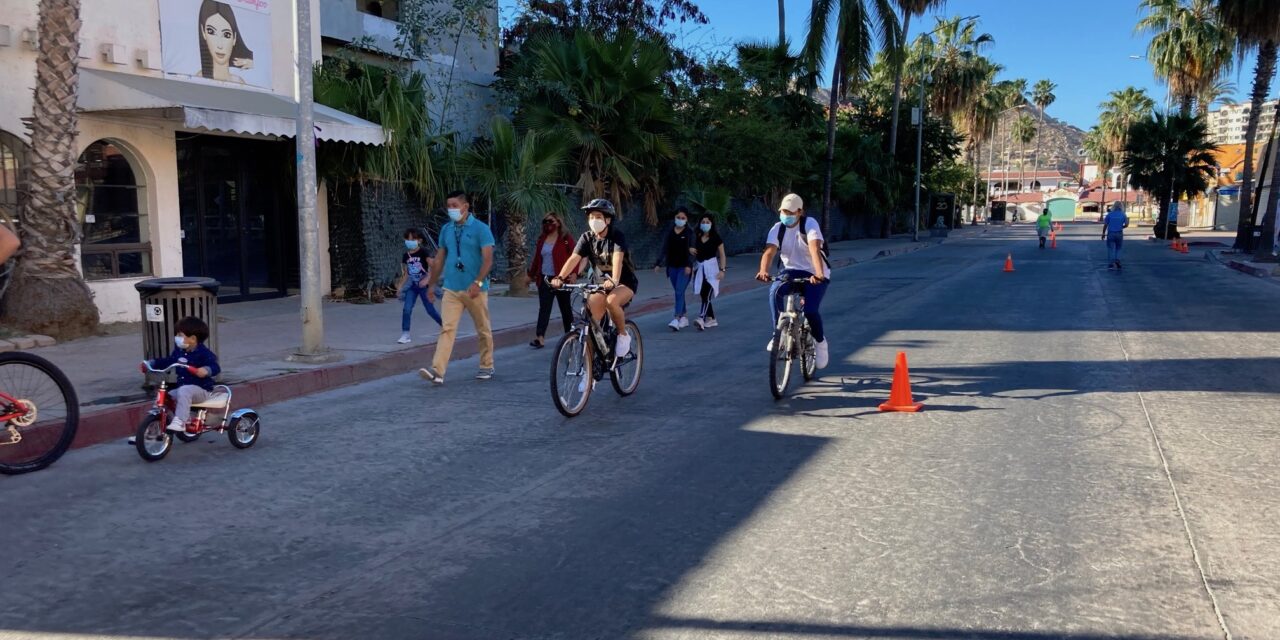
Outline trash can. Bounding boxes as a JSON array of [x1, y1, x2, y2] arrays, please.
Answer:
[[135, 278, 220, 382]]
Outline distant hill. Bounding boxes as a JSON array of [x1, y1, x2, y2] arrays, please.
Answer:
[[988, 106, 1085, 176]]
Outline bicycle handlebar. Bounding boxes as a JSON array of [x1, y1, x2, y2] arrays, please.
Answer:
[[544, 276, 609, 293], [765, 275, 827, 285], [140, 361, 199, 375]]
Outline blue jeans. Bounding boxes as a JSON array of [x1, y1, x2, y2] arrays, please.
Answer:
[[770, 270, 829, 343], [402, 285, 442, 331], [667, 267, 691, 317], [1106, 235, 1124, 263]]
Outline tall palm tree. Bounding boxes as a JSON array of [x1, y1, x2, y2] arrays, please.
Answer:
[[461, 117, 569, 296], [804, 0, 901, 234], [1084, 126, 1118, 212], [998, 78, 1027, 179], [1139, 0, 1235, 114], [1217, 0, 1280, 254], [886, 0, 946, 160], [1029, 79, 1057, 190], [1011, 113, 1036, 193], [779, 0, 787, 45], [1122, 112, 1218, 238], [1099, 87, 1158, 207], [963, 59, 1003, 213], [1196, 77, 1238, 114], [920, 17, 994, 122], [0, 0, 99, 338]]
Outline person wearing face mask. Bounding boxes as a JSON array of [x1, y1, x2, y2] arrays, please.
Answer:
[[418, 190, 497, 385], [653, 206, 696, 331], [528, 212, 576, 348], [691, 215, 726, 331], [551, 199, 638, 366], [139, 316, 221, 434], [395, 227, 442, 344], [756, 193, 833, 369]]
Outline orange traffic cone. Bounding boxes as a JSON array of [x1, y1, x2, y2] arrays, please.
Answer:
[[1180, 240, 1190, 254], [879, 352, 923, 413], [1003, 253, 1015, 272], [1050, 233, 1058, 249]]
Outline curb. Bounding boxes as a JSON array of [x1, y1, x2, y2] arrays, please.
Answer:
[[1204, 249, 1280, 280], [70, 240, 944, 450]]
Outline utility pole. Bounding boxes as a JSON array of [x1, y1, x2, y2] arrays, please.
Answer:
[[290, 0, 335, 363], [913, 72, 925, 242]]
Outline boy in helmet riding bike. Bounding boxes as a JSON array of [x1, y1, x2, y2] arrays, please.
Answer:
[[551, 199, 639, 365]]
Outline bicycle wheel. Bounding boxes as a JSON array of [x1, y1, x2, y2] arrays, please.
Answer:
[[0, 351, 80, 475], [134, 413, 172, 462], [610, 321, 643, 396], [551, 331, 593, 417], [769, 320, 793, 400], [801, 327, 817, 381]]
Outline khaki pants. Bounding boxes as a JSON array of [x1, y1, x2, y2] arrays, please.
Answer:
[[432, 289, 494, 377]]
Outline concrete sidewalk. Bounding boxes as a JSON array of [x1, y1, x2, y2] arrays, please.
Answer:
[[31, 228, 987, 448]]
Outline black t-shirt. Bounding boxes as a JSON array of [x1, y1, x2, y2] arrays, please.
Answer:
[[657, 226, 694, 268], [574, 228, 639, 291], [694, 233, 723, 262], [402, 248, 431, 284]]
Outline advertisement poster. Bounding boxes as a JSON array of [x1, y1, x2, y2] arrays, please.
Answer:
[[160, 0, 273, 89]]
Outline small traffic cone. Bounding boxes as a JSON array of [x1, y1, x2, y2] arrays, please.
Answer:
[[879, 352, 923, 413], [1179, 240, 1190, 254], [1050, 233, 1058, 249], [1003, 253, 1015, 272], [1170, 239, 1180, 251]]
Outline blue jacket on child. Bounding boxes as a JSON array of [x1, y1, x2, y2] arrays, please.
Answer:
[[151, 344, 221, 391]]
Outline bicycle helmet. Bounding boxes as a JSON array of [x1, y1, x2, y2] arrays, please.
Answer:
[[581, 198, 617, 218]]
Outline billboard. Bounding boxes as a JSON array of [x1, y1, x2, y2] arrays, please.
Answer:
[[160, 0, 273, 89]]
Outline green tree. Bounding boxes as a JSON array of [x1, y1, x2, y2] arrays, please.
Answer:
[[1010, 113, 1036, 193], [1083, 126, 1118, 211], [461, 116, 569, 296], [1, 0, 100, 339], [1029, 79, 1057, 185], [996, 78, 1027, 181], [962, 59, 1004, 211], [803, 0, 901, 235], [1139, 0, 1235, 114], [886, 0, 946, 159], [1098, 87, 1157, 207], [1216, 0, 1280, 254], [917, 17, 995, 123], [1122, 112, 1218, 238]]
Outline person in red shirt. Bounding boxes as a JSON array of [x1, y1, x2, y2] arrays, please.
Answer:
[[528, 212, 576, 348]]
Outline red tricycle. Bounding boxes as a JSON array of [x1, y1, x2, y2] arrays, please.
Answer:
[[135, 362, 260, 462]]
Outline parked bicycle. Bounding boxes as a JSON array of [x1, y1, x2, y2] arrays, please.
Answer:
[[767, 276, 818, 399], [549, 280, 644, 417], [135, 362, 260, 462], [0, 351, 79, 475]]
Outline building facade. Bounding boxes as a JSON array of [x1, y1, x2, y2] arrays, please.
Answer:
[[1207, 100, 1278, 145]]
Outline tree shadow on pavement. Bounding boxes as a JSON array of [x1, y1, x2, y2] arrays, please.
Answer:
[[645, 614, 1205, 639]]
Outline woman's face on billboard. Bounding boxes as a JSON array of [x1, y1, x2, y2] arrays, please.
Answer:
[[202, 13, 234, 66]]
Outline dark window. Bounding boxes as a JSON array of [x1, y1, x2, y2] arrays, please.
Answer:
[[0, 131, 24, 227], [76, 140, 152, 280], [359, 0, 399, 21]]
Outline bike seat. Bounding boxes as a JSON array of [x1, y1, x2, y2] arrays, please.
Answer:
[[192, 393, 230, 410]]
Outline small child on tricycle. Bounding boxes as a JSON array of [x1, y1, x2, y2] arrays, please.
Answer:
[[141, 316, 221, 434]]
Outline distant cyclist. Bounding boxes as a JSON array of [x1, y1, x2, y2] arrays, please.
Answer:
[[551, 199, 638, 365], [755, 193, 832, 369]]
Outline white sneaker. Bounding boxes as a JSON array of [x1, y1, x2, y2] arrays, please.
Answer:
[[766, 339, 774, 352], [614, 333, 632, 358], [578, 375, 595, 394], [678, 317, 689, 329], [397, 332, 411, 344], [668, 318, 681, 331], [694, 318, 706, 331], [704, 318, 719, 328], [815, 340, 829, 370], [166, 418, 186, 434]]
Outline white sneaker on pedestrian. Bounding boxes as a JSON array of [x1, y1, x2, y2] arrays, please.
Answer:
[[166, 418, 186, 434], [678, 317, 689, 329], [694, 318, 706, 331], [766, 339, 774, 352], [668, 318, 681, 331], [704, 318, 719, 328], [397, 332, 412, 344], [815, 340, 829, 370]]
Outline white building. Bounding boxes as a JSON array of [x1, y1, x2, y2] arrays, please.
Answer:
[[1207, 100, 1278, 146]]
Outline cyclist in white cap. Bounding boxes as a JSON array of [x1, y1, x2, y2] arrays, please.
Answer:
[[755, 193, 832, 369]]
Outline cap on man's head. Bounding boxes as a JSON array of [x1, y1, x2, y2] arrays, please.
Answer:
[[1110, 201, 1123, 209], [779, 193, 803, 212]]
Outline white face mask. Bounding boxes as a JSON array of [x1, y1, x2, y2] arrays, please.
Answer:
[[589, 218, 608, 234], [674, 218, 687, 228], [174, 336, 188, 349], [447, 208, 463, 222]]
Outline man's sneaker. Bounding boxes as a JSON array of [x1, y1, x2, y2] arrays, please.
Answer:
[[166, 418, 186, 433], [1115, 261, 1122, 271], [475, 368, 495, 381], [418, 368, 444, 385], [814, 340, 829, 370], [704, 318, 719, 328], [397, 332, 412, 344], [694, 318, 706, 331], [678, 317, 689, 329], [613, 333, 632, 367], [668, 318, 681, 331], [766, 339, 774, 352], [1107, 262, 1116, 271]]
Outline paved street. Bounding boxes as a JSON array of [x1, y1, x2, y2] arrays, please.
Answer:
[[2, 223, 1278, 640]]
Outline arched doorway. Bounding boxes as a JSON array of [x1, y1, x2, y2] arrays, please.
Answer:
[[75, 140, 153, 280]]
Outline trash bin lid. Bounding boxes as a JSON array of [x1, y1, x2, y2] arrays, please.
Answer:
[[134, 277, 221, 296]]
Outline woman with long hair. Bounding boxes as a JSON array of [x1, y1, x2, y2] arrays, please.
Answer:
[[197, 0, 253, 83], [528, 212, 575, 348], [691, 215, 726, 331]]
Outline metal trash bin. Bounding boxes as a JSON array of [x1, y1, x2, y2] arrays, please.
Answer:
[[135, 278, 220, 383]]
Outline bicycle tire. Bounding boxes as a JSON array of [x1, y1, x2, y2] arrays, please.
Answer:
[[610, 321, 643, 396], [550, 332, 593, 418], [801, 327, 817, 381], [0, 351, 80, 475], [134, 413, 172, 462], [769, 320, 793, 400]]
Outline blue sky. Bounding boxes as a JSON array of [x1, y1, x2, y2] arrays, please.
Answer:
[[499, 0, 1268, 131]]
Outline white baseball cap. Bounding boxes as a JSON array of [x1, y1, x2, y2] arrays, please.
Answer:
[[779, 193, 803, 212]]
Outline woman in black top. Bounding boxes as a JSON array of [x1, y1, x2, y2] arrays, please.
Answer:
[[551, 199, 637, 362], [653, 207, 695, 331], [691, 215, 727, 331]]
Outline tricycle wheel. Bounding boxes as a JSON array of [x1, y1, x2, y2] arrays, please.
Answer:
[[227, 413, 259, 449], [135, 414, 172, 462]]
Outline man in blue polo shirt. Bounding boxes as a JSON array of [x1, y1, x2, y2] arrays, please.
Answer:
[[1102, 201, 1129, 271], [420, 190, 496, 384]]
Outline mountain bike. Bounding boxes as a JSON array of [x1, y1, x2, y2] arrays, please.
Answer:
[[767, 276, 818, 400], [0, 351, 79, 475], [549, 280, 644, 417]]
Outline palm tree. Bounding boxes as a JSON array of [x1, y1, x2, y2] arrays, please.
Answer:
[[1029, 79, 1057, 191], [1084, 126, 1118, 212], [1011, 113, 1036, 193], [963, 59, 1003, 214], [461, 117, 569, 296], [920, 17, 994, 123], [886, 0, 946, 160], [1099, 87, 1158, 207], [1196, 77, 1238, 114], [1216, 0, 1280, 254], [0, 0, 100, 338], [998, 78, 1027, 181], [1139, 0, 1235, 114], [1122, 112, 1218, 238], [803, 0, 901, 234], [779, 0, 787, 45]]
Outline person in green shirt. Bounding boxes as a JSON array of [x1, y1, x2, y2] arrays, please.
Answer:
[[1036, 210, 1051, 249]]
